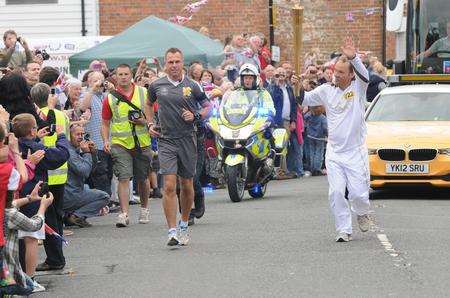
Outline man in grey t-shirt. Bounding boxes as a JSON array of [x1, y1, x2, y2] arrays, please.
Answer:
[[148, 48, 210, 247], [417, 21, 450, 59]]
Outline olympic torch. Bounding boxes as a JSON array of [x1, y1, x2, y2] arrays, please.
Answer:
[[292, 5, 304, 96]]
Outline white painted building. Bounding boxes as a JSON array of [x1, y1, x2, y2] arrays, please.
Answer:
[[0, 0, 99, 38]]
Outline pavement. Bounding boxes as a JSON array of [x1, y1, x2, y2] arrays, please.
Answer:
[[34, 177, 450, 297]]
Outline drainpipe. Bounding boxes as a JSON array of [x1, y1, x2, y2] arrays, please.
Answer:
[[81, 0, 87, 36], [382, 0, 387, 64], [269, 0, 275, 48]]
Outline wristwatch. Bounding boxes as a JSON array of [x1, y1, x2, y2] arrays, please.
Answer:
[[193, 112, 201, 122]]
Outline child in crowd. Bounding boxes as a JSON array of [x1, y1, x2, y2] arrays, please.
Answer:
[[304, 106, 327, 176], [11, 113, 69, 290]]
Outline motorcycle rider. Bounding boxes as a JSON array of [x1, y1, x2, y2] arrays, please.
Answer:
[[236, 63, 275, 112], [210, 63, 280, 202], [237, 63, 276, 178]]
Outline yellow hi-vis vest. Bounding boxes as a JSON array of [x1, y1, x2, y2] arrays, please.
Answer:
[[108, 85, 150, 150], [41, 107, 70, 185]]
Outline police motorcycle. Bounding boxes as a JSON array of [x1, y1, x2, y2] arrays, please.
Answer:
[[207, 64, 289, 202]]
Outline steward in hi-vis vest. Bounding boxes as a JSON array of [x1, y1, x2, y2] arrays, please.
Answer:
[[101, 64, 153, 228]]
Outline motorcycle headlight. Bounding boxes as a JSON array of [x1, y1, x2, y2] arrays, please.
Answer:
[[438, 148, 450, 156], [368, 148, 378, 155]]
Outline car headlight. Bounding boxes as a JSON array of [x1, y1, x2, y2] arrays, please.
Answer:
[[438, 148, 450, 156], [368, 148, 377, 155]]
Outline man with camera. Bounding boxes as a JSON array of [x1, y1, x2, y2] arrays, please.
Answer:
[[0, 30, 33, 69], [148, 48, 211, 246], [63, 124, 109, 228], [101, 64, 153, 228]]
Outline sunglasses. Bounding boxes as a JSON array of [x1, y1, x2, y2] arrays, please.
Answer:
[[274, 74, 286, 78]]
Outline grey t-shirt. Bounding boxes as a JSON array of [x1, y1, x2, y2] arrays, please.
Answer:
[[429, 37, 450, 57], [149, 76, 207, 139]]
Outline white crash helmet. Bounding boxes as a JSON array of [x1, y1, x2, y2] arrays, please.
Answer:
[[239, 63, 260, 90]]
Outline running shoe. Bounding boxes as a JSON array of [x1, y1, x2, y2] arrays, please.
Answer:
[[357, 214, 371, 232], [138, 207, 150, 224], [116, 213, 129, 228]]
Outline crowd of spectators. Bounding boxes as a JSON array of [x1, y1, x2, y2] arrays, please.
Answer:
[[0, 27, 389, 294]]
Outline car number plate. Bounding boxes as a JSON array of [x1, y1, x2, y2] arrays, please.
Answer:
[[385, 163, 429, 174]]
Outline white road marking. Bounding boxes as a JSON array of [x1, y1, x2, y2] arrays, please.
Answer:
[[369, 212, 422, 285], [370, 213, 412, 269], [377, 234, 397, 254], [377, 233, 413, 271]]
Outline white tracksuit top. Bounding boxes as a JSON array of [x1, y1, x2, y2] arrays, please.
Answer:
[[303, 56, 369, 153]]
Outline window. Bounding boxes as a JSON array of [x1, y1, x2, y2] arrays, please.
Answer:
[[366, 93, 450, 122], [6, 0, 57, 4], [406, 0, 450, 73]]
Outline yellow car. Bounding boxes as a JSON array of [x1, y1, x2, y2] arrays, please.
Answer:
[[365, 84, 450, 189]]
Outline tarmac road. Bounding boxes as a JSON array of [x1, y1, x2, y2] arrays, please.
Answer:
[[35, 177, 450, 297]]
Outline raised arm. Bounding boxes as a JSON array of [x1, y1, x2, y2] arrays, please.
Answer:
[[341, 37, 369, 84], [20, 38, 33, 64], [8, 209, 44, 232], [350, 56, 369, 85], [10, 192, 54, 231]]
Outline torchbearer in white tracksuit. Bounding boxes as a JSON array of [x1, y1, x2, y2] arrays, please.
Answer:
[[301, 37, 372, 242]]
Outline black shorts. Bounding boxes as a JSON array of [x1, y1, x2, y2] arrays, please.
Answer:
[[158, 136, 197, 178], [151, 153, 160, 173]]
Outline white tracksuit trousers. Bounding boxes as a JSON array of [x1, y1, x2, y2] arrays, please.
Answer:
[[325, 145, 370, 234]]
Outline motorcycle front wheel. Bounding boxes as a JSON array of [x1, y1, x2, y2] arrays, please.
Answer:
[[226, 165, 245, 202]]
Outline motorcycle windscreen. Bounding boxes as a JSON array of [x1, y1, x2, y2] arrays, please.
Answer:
[[220, 90, 259, 126]]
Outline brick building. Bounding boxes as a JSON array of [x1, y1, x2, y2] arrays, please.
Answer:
[[99, 0, 392, 66]]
